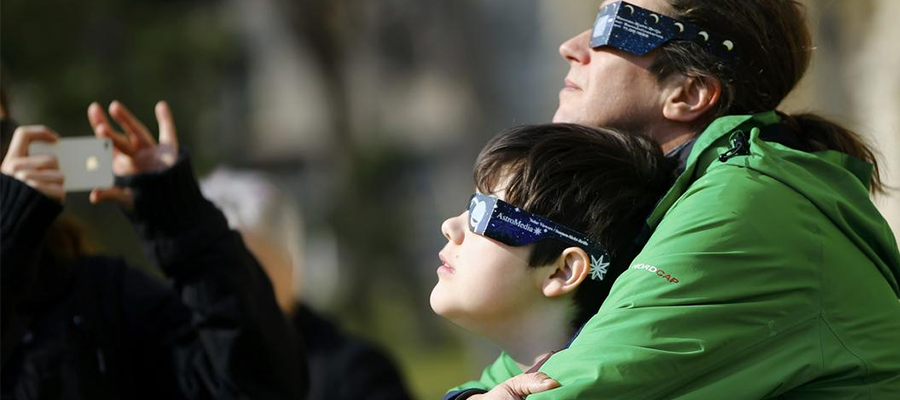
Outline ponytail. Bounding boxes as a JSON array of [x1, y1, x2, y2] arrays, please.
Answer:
[[652, 0, 885, 195], [778, 112, 884, 194]]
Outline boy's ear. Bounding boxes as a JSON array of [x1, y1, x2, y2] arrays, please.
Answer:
[[540, 247, 591, 298], [661, 74, 722, 124]]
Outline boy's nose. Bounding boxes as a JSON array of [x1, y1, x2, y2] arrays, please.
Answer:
[[441, 212, 466, 244], [559, 29, 592, 65]]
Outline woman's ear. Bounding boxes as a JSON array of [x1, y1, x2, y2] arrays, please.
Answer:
[[661, 74, 722, 124], [540, 247, 591, 298]]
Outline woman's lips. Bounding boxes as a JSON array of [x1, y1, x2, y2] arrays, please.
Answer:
[[563, 78, 582, 91]]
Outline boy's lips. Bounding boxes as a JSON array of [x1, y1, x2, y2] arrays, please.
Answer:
[[437, 253, 455, 275]]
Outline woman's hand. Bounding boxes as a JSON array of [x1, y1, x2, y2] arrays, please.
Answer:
[[86, 100, 178, 210], [1, 125, 65, 203], [469, 372, 560, 400]]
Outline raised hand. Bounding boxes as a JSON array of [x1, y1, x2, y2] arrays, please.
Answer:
[[1, 125, 65, 203], [86, 100, 178, 209]]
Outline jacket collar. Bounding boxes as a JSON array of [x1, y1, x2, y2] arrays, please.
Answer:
[[647, 111, 781, 229]]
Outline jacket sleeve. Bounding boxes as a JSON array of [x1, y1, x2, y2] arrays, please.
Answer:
[[442, 352, 522, 398], [440, 389, 487, 400], [117, 155, 308, 400], [526, 165, 825, 399], [0, 174, 62, 304]]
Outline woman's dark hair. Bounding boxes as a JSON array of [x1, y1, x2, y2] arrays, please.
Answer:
[[0, 81, 12, 160], [474, 123, 676, 331], [651, 0, 883, 193], [0, 85, 9, 119]]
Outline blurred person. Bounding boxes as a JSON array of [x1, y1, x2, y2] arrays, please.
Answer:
[[432, 124, 675, 399], [0, 92, 307, 399], [448, 0, 900, 398], [199, 168, 413, 400]]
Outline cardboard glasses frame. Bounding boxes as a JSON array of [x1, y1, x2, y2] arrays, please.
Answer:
[[466, 193, 611, 281], [590, 1, 738, 60]]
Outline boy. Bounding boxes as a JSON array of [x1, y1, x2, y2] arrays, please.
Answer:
[[430, 123, 675, 398]]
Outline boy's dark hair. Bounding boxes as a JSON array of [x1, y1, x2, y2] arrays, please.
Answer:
[[474, 123, 676, 331]]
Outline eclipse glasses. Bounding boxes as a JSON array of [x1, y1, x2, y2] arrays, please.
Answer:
[[466, 193, 611, 281], [590, 1, 738, 60]]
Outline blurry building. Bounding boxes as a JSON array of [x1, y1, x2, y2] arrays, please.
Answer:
[[781, 0, 899, 236]]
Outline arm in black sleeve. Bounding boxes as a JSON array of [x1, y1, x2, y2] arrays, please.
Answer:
[[0, 174, 62, 309], [441, 389, 488, 400], [117, 155, 308, 400]]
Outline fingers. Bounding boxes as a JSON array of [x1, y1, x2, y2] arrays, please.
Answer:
[[14, 169, 66, 204], [109, 100, 156, 147], [96, 122, 136, 156], [501, 372, 560, 398], [5, 125, 59, 158], [3, 153, 60, 174], [27, 180, 65, 203], [1, 125, 64, 202], [16, 169, 65, 185], [89, 102, 135, 156], [85, 100, 176, 175], [90, 187, 134, 210], [155, 101, 178, 147], [87, 102, 111, 132], [524, 372, 561, 392]]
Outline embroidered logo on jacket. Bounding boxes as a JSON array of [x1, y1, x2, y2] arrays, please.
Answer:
[[631, 263, 679, 284]]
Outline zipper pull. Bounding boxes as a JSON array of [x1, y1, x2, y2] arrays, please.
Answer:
[[719, 131, 750, 162]]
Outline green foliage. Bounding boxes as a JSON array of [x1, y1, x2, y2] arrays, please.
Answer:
[[1, 0, 247, 268], [1, 0, 244, 172]]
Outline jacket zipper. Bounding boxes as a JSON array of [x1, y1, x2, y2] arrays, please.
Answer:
[[719, 130, 750, 162]]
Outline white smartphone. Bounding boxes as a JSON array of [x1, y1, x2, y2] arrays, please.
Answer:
[[29, 137, 114, 192]]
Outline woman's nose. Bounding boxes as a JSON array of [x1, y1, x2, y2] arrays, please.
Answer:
[[559, 29, 592, 65]]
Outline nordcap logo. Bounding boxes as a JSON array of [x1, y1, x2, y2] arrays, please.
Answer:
[[631, 263, 679, 284]]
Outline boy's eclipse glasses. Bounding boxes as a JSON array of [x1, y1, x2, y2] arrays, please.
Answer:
[[591, 1, 738, 60], [467, 193, 611, 281]]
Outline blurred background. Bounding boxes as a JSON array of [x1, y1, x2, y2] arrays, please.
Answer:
[[2, 0, 897, 398]]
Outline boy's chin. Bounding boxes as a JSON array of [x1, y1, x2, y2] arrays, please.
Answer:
[[429, 285, 487, 335], [429, 286, 451, 316], [429, 287, 467, 324]]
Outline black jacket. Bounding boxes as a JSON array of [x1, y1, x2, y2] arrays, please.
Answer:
[[294, 305, 411, 400], [0, 156, 307, 400]]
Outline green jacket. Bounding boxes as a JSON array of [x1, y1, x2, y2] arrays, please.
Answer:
[[452, 112, 900, 398]]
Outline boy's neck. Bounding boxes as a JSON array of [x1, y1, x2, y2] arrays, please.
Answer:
[[484, 303, 572, 372]]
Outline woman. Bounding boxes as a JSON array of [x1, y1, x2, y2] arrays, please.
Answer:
[[0, 95, 306, 399]]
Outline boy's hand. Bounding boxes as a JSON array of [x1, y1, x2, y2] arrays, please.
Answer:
[[1, 125, 65, 203], [470, 372, 560, 400], [86, 100, 178, 210]]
